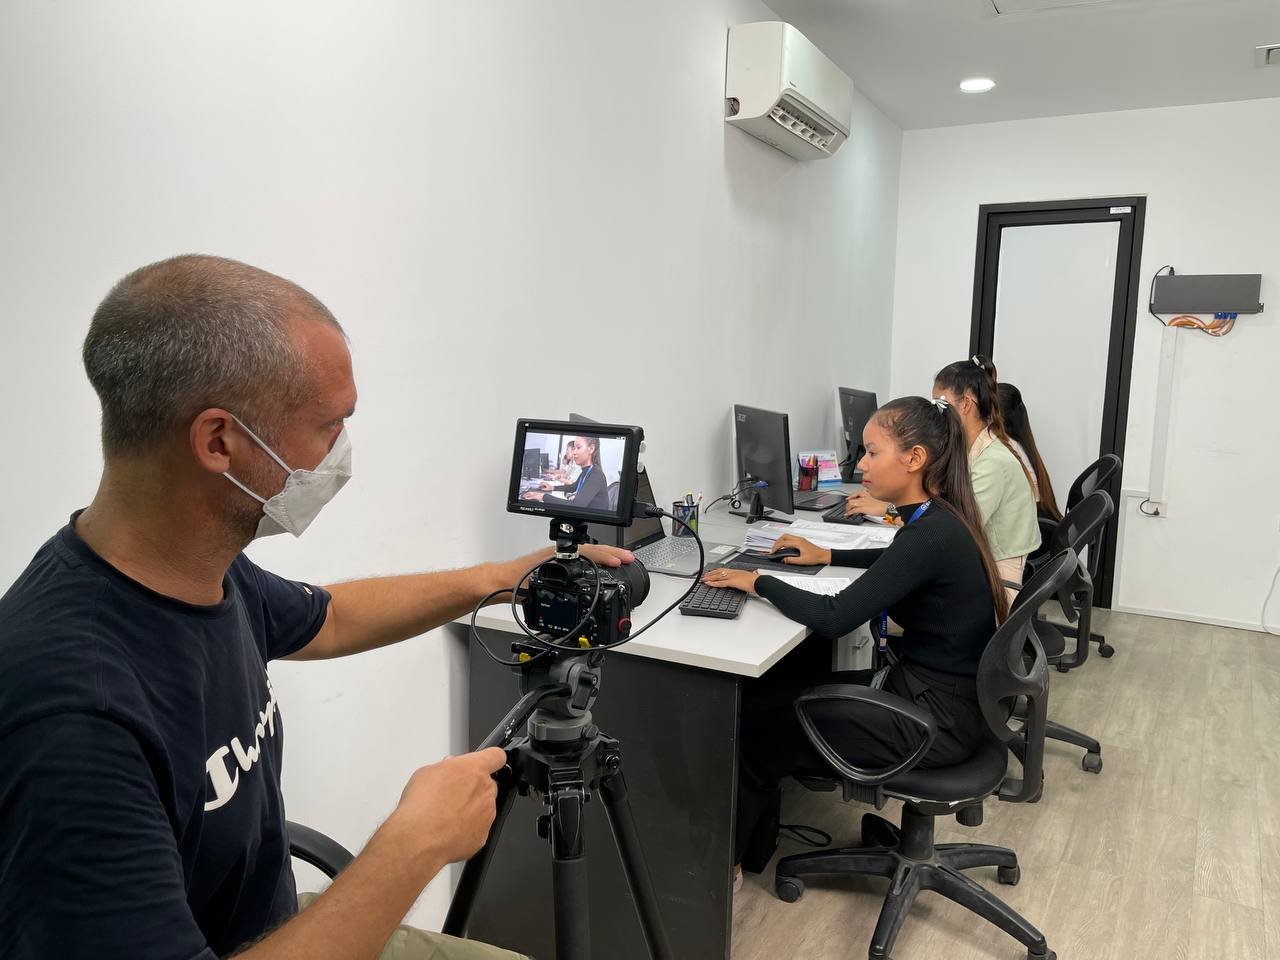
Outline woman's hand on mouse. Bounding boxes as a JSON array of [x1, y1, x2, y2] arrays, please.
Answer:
[[771, 535, 831, 567]]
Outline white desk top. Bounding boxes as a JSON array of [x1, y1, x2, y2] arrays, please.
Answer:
[[461, 491, 874, 679]]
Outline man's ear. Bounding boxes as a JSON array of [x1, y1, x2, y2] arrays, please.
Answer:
[[190, 408, 238, 475]]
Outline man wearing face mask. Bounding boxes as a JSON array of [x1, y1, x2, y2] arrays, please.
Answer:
[[0, 255, 633, 960]]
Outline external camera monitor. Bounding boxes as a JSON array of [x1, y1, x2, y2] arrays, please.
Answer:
[[507, 419, 644, 526]]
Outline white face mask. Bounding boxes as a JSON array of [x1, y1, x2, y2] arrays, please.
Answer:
[[223, 416, 352, 539]]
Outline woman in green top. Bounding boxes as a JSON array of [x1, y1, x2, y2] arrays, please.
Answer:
[[932, 355, 1040, 589]]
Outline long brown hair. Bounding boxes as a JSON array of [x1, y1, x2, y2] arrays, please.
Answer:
[[875, 396, 1011, 624], [997, 382, 1062, 521], [573, 436, 603, 473], [935, 354, 1036, 497]]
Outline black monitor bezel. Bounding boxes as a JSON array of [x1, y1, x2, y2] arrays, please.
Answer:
[[733, 404, 794, 515], [837, 387, 879, 460], [507, 419, 644, 527]]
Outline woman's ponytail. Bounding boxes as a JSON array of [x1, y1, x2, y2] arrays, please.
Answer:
[[936, 354, 1036, 498]]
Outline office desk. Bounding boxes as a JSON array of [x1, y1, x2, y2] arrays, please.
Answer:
[[451, 507, 876, 959]]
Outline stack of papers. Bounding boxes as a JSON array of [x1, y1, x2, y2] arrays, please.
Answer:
[[742, 522, 793, 551]]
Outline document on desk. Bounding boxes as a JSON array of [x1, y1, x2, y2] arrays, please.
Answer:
[[742, 520, 895, 553], [789, 520, 897, 550], [762, 575, 854, 596]]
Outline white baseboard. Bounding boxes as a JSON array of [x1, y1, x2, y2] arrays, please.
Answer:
[[1109, 604, 1265, 634]]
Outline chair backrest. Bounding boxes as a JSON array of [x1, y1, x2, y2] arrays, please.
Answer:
[[978, 550, 1077, 803], [1048, 489, 1113, 556], [607, 481, 620, 511], [1066, 453, 1121, 511]]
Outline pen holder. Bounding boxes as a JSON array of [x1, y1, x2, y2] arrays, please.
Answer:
[[672, 502, 699, 537], [797, 456, 819, 492]]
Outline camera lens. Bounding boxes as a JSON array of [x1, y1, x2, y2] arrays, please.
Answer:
[[612, 558, 650, 608]]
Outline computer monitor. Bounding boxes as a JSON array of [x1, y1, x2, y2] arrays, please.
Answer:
[[836, 387, 878, 483], [732, 404, 794, 522], [521, 447, 542, 479]]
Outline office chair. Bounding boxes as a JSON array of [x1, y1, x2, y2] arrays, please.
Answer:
[[1030, 454, 1121, 659], [1037, 487, 1115, 674], [607, 480, 620, 512], [1012, 491, 1112, 774], [288, 820, 354, 881], [772, 551, 1076, 960]]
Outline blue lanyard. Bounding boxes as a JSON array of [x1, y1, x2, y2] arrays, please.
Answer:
[[573, 465, 593, 496], [877, 501, 931, 652]]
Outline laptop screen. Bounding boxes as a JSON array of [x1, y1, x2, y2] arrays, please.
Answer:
[[585, 468, 665, 549], [622, 470, 665, 549]]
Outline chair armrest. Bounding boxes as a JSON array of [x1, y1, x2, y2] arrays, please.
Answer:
[[794, 684, 937, 786], [287, 821, 355, 879]]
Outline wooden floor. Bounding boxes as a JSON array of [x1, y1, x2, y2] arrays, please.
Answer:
[[730, 609, 1280, 960]]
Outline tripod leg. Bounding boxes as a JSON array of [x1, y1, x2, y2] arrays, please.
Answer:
[[599, 769, 674, 960], [548, 777, 592, 960], [442, 776, 518, 938]]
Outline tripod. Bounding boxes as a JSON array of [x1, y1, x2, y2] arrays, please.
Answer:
[[441, 647, 674, 960]]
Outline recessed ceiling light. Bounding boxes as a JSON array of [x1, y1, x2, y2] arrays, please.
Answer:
[[960, 77, 997, 94]]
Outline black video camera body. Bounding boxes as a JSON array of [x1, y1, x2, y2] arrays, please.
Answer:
[[522, 554, 649, 648]]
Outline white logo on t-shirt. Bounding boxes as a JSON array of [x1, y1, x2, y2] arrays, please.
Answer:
[[204, 678, 280, 812]]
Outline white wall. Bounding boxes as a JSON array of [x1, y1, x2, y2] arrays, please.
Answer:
[[0, 0, 902, 925], [889, 96, 1280, 629]]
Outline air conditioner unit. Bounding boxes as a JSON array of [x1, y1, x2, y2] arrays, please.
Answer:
[[724, 21, 853, 161]]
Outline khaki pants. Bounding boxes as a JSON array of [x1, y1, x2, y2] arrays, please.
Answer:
[[297, 893, 530, 960]]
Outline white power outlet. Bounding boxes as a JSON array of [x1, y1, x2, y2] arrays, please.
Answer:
[[1142, 499, 1169, 519]]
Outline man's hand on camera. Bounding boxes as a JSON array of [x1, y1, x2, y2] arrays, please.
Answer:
[[388, 748, 507, 874], [577, 544, 635, 568]]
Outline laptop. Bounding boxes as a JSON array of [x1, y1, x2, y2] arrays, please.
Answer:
[[587, 469, 739, 577]]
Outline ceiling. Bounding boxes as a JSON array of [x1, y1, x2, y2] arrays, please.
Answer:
[[764, 0, 1280, 129]]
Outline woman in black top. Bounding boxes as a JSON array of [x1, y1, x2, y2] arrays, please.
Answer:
[[521, 436, 610, 511], [707, 396, 1010, 875]]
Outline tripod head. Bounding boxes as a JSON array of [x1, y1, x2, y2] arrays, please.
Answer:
[[478, 644, 604, 752]]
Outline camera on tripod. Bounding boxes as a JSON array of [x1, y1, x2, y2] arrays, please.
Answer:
[[448, 419, 678, 960], [506, 419, 650, 647]]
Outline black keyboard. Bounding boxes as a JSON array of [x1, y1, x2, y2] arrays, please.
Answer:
[[794, 491, 846, 511], [679, 581, 747, 619], [821, 504, 866, 525]]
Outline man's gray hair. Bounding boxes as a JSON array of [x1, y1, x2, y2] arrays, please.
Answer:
[[83, 255, 343, 456]]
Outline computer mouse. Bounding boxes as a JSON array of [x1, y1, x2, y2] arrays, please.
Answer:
[[769, 547, 802, 561]]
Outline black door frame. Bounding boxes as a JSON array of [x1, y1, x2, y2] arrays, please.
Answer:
[[969, 197, 1147, 608]]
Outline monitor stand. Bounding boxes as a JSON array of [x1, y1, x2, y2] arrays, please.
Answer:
[[839, 454, 864, 485], [729, 488, 779, 524]]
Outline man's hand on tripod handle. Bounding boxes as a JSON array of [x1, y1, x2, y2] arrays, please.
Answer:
[[391, 749, 509, 867], [235, 748, 507, 960]]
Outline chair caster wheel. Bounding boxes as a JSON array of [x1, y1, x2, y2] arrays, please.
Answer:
[[775, 876, 804, 902], [1099, 644, 1115, 658], [1028, 951, 1055, 960], [997, 864, 1021, 886], [1056, 663, 1070, 673], [1082, 752, 1103, 773]]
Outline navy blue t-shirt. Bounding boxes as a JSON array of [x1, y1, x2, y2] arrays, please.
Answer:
[[0, 517, 331, 959]]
